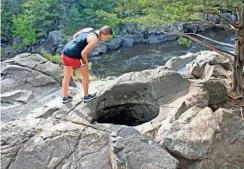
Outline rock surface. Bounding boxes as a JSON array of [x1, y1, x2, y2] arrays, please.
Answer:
[[1, 50, 243, 169], [1, 53, 63, 122]]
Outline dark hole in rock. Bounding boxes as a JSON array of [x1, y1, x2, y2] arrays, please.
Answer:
[[96, 103, 159, 126]]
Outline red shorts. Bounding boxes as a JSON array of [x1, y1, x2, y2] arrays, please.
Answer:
[[61, 54, 86, 69]]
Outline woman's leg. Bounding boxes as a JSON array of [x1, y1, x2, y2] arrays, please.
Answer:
[[77, 65, 89, 96], [62, 65, 73, 97]]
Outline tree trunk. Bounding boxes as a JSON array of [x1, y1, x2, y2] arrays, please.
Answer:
[[232, 10, 244, 96]]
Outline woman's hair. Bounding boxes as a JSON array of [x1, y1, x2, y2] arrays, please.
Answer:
[[99, 26, 113, 35]]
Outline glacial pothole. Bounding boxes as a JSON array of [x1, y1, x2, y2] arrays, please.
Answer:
[[96, 103, 159, 126]]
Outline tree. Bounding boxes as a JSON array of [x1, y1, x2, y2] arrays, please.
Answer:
[[64, 5, 83, 34], [62, 0, 117, 35], [22, 0, 63, 38], [79, 0, 117, 27], [115, 0, 244, 97], [1, 0, 26, 41], [12, 14, 36, 46]]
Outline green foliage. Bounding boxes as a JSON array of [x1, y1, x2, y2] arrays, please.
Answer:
[[64, 5, 83, 35], [41, 48, 62, 64], [3, 0, 64, 45], [12, 14, 37, 45], [22, 0, 63, 38], [35, 129, 42, 134], [115, 0, 244, 24], [2, 0, 119, 44], [13, 43, 25, 51], [1, 0, 25, 40], [95, 10, 121, 35], [177, 37, 192, 47], [63, 0, 117, 34]]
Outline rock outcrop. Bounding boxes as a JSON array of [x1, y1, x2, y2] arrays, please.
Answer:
[[1, 53, 63, 122], [1, 50, 243, 169]]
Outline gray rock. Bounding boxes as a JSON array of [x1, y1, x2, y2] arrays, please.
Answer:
[[163, 34, 178, 41], [216, 78, 232, 94], [44, 30, 66, 54], [207, 14, 220, 23], [165, 53, 197, 71], [134, 34, 146, 43], [121, 23, 184, 35], [1, 120, 112, 169], [204, 80, 228, 105], [155, 101, 191, 143], [47, 69, 190, 133], [1, 90, 32, 104], [148, 34, 165, 43], [188, 51, 220, 78], [1, 53, 63, 122], [2, 53, 63, 83], [184, 83, 209, 109], [86, 69, 190, 123], [209, 54, 231, 70], [180, 72, 195, 79], [164, 107, 214, 160], [122, 36, 135, 47], [155, 82, 209, 145], [90, 43, 107, 56], [183, 23, 213, 33], [106, 38, 122, 50], [223, 13, 236, 21], [1, 65, 56, 93], [48, 30, 65, 46], [121, 23, 183, 44], [231, 14, 237, 21], [110, 127, 179, 169], [156, 106, 202, 143], [2, 60, 242, 169], [163, 108, 244, 169], [202, 63, 228, 80]]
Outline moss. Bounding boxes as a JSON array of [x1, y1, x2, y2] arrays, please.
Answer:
[[41, 48, 62, 65]]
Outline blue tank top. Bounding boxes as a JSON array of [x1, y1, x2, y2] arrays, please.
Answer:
[[62, 29, 98, 59]]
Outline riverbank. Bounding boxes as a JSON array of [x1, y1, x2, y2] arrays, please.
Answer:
[[90, 29, 235, 78]]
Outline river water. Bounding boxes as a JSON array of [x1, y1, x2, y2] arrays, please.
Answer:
[[89, 29, 235, 78]]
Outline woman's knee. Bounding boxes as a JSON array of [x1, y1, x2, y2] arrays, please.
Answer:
[[78, 66, 89, 77], [82, 74, 89, 81]]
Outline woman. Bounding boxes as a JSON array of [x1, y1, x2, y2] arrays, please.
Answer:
[[61, 26, 113, 103]]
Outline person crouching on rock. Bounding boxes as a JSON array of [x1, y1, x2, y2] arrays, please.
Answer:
[[61, 26, 113, 103]]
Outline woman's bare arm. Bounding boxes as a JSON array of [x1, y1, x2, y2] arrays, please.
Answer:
[[81, 36, 98, 64]]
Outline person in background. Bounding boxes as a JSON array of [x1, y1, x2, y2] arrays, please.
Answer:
[[61, 26, 113, 103]]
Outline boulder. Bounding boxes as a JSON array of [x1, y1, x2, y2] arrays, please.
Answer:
[[90, 43, 107, 56], [87, 69, 190, 124], [1, 90, 32, 104], [1, 53, 63, 122], [148, 34, 165, 43], [165, 53, 197, 71], [163, 108, 244, 169], [155, 82, 209, 144], [110, 127, 179, 169], [204, 80, 228, 105], [106, 38, 123, 50], [188, 51, 221, 78], [1, 119, 112, 169], [202, 63, 228, 80], [43, 30, 67, 54], [122, 36, 135, 47], [209, 54, 231, 70]]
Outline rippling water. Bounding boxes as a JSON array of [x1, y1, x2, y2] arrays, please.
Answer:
[[89, 29, 235, 78]]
